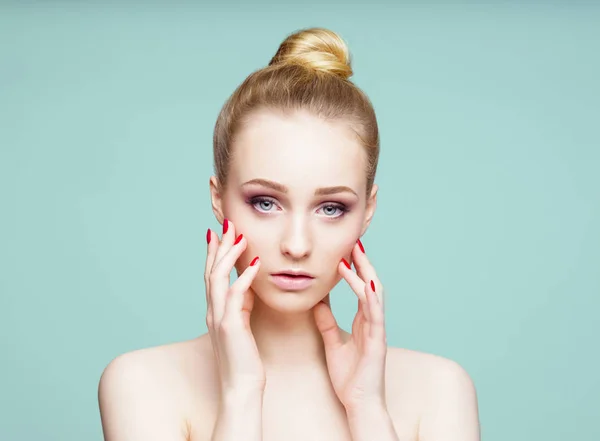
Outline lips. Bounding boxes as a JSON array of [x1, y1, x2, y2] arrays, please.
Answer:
[[272, 272, 314, 278], [270, 272, 315, 291]]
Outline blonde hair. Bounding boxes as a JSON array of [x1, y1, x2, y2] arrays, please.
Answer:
[[213, 27, 380, 197]]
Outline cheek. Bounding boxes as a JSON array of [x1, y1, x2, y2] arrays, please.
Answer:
[[319, 227, 361, 263], [239, 232, 269, 268], [231, 222, 274, 272], [316, 233, 356, 288]]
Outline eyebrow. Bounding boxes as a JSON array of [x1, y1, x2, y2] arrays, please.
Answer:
[[241, 178, 358, 197]]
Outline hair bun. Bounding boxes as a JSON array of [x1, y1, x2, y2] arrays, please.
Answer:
[[268, 27, 353, 80]]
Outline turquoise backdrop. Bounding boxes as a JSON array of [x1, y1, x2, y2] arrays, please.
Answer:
[[1, 2, 598, 440]]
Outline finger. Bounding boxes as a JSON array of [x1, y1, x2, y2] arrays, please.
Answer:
[[212, 218, 236, 273], [210, 232, 247, 323], [351, 296, 366, 345], [240, 288, 255, 329], [365, 280, 385, 341], [313, 301, 343, 351], [338, 258, 367, 303], [352, 239, 383, 305], [204, 229, 222, 364], [361, 288, 372, 324], [204, 228, 222, 315], [339, 258, 372, 326], [224, 256, 261, 323], [204, 229, 222, 362]]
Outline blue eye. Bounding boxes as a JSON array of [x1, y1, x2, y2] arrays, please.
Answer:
[[247, 197, 349, 219], [250, 197, 278, 213], [318, 204, 348, 218]]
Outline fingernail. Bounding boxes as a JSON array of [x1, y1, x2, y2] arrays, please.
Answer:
[[250, 256, 259, 266], [357, 238, 365, 253], [234, 233, 243, 245], [370, 280, 375, 292], [206, 228, 211, 244], [342, 258, 351, 269], [223, 218, 229, 234]]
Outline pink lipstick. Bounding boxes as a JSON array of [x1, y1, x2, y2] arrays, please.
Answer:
[[270, 270, 315, 291]]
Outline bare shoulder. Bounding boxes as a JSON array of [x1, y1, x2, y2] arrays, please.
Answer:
[[98, 335, 216, 441], [386, 346, 476, 385], [386, 347, 481, 441]]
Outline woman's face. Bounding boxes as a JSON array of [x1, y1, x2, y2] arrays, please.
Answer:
[[211, 109, 377, 312]]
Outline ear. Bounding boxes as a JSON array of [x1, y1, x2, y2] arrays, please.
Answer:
[[209, 176, 225, 225], [360, 183, 378, 237]]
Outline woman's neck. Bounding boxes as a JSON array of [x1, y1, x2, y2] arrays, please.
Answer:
[[249, 291, 340, 374]]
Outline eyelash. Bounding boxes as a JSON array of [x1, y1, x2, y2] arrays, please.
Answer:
[[247, 196, 349, 219]]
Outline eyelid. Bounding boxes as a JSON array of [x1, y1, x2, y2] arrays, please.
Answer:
[[250, 196, 345, 209], [249, 195, 348, 218], [316, 203, 347, 215]]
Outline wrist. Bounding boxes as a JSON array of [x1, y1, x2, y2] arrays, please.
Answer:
[[222, 383, 265, 405], [213, 384, 264, 441], [345, 402, 399, 441], [345, 400, 389, 423]]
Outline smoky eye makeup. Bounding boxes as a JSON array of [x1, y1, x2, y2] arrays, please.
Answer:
[[243, 193, 353, 218], [247, 195, 279, 212]]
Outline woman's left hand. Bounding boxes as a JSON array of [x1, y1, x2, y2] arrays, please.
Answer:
[[313, 238, 388, 414]]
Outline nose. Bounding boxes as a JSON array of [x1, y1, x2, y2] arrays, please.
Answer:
[[279, 214, 312, 260]]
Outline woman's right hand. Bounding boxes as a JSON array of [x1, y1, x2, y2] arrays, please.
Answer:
[[205, 218, 265, 395]]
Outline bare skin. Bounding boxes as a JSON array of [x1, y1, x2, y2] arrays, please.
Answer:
[[98, 336, 477, 441], [98, 109, 480, 441]]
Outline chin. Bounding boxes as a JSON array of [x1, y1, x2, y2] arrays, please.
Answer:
[[251, 279, 324, 313]]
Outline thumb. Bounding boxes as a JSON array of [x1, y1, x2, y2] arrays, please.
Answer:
[[313, 301, 343, 351]]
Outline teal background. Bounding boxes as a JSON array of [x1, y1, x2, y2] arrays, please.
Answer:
[[1, 2, 598, 440]]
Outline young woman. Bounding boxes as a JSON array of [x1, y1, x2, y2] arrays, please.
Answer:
[[98, 27, 480, 441]]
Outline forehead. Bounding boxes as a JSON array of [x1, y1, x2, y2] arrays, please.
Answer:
[[229, 110, 367, 193]]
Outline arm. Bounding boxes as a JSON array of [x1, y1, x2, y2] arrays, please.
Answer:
[[98, 353, 186, 441], [210, 386, 264, 441], [346, 404, 400, 441], [203, 223, 266, 440]]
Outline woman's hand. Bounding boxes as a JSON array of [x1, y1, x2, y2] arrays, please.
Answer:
[[313, 239, 388, 413], [205, 219, 265, 395]]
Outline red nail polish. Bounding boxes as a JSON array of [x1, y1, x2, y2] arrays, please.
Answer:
[[223, 219, 229, 234], [342, 258, 351, 269], [357, 238, 365, 253], [370, 280, 375, 292], [250, 256, 259, 266], [234, 234, 243, 245], [206, 229, 211, 244]]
